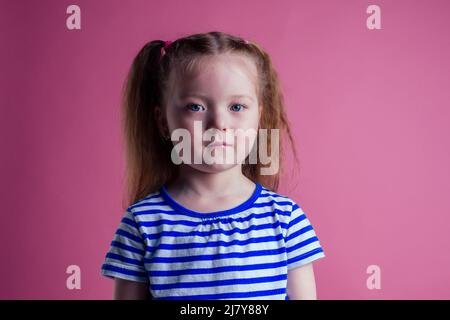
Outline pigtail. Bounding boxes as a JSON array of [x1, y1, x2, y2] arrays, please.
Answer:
[[261, 50, 300, 192], [121, 41, 176, 208], [239, 42, 299, 193]]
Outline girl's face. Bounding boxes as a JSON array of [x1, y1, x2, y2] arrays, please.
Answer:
[[158, 53, 262, 174]]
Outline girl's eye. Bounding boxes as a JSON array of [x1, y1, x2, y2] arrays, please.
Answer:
[[186, 103, 205, 112], [230, 104, 245, 112]]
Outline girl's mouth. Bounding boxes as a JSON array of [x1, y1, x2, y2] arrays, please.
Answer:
[[206, 142, 233, 148]]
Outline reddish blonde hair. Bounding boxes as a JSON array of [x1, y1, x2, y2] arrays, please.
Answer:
[[121, 31, 298, 208]]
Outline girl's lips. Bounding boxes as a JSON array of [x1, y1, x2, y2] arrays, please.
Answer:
[[206, 142, 234, 148]]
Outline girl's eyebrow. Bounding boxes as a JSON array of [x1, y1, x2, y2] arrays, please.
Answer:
[[179, 93, 254, 102]]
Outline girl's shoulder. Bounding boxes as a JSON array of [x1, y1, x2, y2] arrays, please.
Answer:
[[126, 190, 164, 213], [258, 185, 301, 212]]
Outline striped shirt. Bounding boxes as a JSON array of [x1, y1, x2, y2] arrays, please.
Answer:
[[101, 182, 325, 300]]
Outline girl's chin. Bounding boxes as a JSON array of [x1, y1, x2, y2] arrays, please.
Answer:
[[186, 163, 241, 173]]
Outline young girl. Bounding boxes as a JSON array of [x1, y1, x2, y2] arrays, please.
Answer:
[[101, 31, 325, 300]]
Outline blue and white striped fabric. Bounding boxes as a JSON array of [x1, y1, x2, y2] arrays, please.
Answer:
[[101, 182, 325, 300]]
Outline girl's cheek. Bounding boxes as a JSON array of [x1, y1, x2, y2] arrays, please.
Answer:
[[235, 129, 257, 151], [168, 118, 194, 131]]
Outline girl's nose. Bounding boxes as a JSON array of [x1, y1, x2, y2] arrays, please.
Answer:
[[207, 108, 229, 132]]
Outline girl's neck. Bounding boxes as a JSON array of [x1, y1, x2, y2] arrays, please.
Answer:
[[166, 164, 254, 199]]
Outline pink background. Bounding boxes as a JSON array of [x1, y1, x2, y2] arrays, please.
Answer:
[[1, 0, 449, 299]]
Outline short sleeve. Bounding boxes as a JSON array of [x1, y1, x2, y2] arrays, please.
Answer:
[[101, 209, 149, 283], [285, 202, 325, 270]]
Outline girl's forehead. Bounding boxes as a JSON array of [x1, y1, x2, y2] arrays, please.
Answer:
[[172, 54, 259, 99], [189, 53, 257, 77]]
